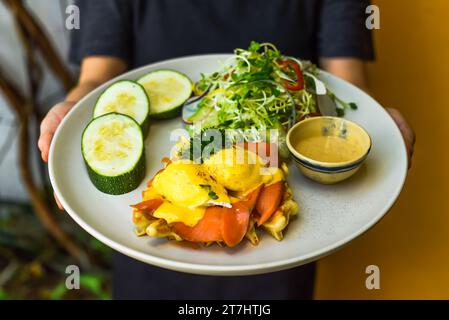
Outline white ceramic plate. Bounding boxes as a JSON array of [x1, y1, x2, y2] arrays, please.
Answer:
[[49, 55, 407, 276]]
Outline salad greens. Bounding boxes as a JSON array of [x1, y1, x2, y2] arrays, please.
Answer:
[[182, 41, 357, 158]]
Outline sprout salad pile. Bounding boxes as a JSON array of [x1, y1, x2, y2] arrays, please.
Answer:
[[181, 41, 357, 158]]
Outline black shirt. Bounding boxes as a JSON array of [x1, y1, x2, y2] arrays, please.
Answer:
[[69, 0, 373, 299], [70, 0, 374, 68]]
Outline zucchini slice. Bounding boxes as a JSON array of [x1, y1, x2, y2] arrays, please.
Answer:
[[137, 70, 192, 119], [81, 113, 145, 195], [93, 80, 150, 136]]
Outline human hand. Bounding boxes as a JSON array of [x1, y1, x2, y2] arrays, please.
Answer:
[[38, 101, 76, 210], [386, 108, 415, 169]]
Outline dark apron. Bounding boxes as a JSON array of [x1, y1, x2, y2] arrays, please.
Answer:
[[113, 252, 315, 299], [108, 0, 319, 300]]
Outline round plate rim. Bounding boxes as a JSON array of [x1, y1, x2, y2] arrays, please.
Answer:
[[48, 54, 407, 275]]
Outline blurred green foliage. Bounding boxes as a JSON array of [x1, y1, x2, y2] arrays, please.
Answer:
[[0, 201, 112, 300]]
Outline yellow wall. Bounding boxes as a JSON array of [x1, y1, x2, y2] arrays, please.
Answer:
[[315, 0, 449, 299]]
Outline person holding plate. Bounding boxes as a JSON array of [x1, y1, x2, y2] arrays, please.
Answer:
[[38, 0, 415, 299]]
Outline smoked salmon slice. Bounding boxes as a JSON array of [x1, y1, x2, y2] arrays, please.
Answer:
[[242, 185, 262, 209], [172, 206, 223, 243], [221, 203, 250, 247], [256, 181, 285, 225], [131, 199, 163, 213], [172, 187, 262, 246], [221, 186, 261, 247], [131, 199, 164, 221]]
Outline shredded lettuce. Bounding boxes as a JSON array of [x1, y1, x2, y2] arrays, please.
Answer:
[[185, 41, 356, 155]]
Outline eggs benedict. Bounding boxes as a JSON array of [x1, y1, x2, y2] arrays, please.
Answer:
[[131, 144, 298, 247]]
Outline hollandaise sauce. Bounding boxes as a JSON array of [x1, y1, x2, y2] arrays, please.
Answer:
[[295, 135, 363, 163]]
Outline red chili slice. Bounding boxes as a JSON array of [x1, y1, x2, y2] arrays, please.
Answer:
[[278, 59, 305, 91]]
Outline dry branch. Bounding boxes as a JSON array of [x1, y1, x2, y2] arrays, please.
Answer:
[[0, 1, 88, 265], [2, 0, 74, 92], [0, 67, 87, 265]]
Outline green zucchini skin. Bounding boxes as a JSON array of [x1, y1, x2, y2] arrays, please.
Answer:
[[139, 113, 151, 137], [149, 105, 183, 120], [84, 152, 146, 195], [133, 81, 151, 137], [81, 113, 146, 195]]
